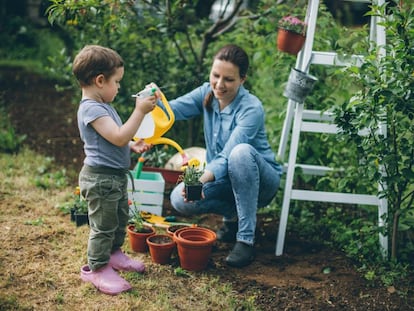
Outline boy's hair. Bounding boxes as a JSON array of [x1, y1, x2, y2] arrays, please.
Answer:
[[72, 45, 124, 87]]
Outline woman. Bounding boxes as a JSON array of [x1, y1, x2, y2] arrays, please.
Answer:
[[157, 44, 282, 268]]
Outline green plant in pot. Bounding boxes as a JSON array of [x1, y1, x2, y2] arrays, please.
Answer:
[[62, 186, 89, 226], [277, 15, 307, 55], [179, 157, 205, 201], [278, 15, 307, 35], [127, 201, 155, 252]]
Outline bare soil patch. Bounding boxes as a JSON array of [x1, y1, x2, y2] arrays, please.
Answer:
[[1, 68, 412, 310]]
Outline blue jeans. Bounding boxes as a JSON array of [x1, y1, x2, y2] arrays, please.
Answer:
[[170, 143, 282, 245]]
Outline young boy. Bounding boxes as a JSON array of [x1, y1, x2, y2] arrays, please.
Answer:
[[72, 45, 156, 295]]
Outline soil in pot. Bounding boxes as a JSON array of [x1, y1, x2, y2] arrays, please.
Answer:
[[147, 234, 176, 265], [166, 224, 193, 236]]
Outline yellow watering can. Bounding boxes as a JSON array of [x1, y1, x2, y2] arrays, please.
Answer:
[[133, 88, 189, 165]]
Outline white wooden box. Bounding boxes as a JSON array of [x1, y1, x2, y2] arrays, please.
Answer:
[[127, 171, 165, 216]]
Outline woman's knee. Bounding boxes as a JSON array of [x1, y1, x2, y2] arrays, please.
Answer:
[[228, 143, 254, 166], [170, 183, 194, 215]]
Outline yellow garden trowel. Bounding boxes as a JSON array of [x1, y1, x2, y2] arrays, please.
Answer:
[[140, 211, 195, 228]]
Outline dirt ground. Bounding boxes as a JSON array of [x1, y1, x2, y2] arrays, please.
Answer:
[[2, 68, 413, 310]]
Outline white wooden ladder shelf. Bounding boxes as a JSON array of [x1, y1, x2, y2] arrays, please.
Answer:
[[275, 0, 388, 257]]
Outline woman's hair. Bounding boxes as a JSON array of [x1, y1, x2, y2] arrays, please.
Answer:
[[203, 44, 249, 109], [72, 45, 124, 87], [214, 44, 249, 79]]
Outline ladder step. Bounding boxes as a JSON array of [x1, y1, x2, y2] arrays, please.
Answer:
[[311, 51, 364, 67], [283, 163, 334, 175], [301, 121, 338, 134], [291, 190, 379, 205], [303, 110, 335, 121]]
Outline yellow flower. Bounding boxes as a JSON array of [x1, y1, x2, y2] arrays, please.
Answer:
[[179, 158, 205, 185], [188, 158, 200, 168]]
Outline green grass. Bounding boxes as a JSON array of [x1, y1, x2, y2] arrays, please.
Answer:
[[0, 148, 260, 310]]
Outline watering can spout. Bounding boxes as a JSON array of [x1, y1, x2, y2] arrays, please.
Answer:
[[134, 90, 188, 164]]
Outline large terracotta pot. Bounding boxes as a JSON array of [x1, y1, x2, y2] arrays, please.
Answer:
[[173, 227, 216, 271], [147, 234, 176, 265], [127, 224, 155, 253], [277, 28, 306, 55]]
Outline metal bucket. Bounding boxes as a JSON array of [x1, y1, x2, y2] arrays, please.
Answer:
[[283, 68, 318, 103]]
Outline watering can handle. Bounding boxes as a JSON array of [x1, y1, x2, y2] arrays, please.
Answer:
[[133, 89, 189, 165], [158, 91, 175, 125]]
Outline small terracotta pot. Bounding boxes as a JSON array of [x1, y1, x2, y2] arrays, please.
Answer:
[[173, 227, 216, 271], [147, 234, 176, 265], [277, 28, 306, 55], [127, 224, 155, 253], [166, 224, 194, 237]]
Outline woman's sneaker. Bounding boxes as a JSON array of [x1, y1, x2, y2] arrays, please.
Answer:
[[225, 242, 255, 268]]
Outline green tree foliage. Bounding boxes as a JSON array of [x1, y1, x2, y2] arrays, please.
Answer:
[[335, 2, 414, 262], [44, 0, 413, 284]]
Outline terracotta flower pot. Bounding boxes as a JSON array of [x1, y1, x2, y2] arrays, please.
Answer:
[[147, 234, 176, 264], [127, 224, 155, 253], [173, 227, 216, 271], [166, 224, 194, 237], [277, 28, 306, 55]]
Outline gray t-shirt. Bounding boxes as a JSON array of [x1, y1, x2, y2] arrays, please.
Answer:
[[77, 99, 130, 169]]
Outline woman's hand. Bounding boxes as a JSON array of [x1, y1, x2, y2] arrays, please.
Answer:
[[199, 170, 214, 184], [129, 139, 152, 154], [147, 82, 162, 98]]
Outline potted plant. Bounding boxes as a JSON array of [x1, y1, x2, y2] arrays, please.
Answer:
[[277, 15, 307, 55], [68, 186, 89, 227], [178, 157, 205, 201], [135, 145, 182, 184], [127, 203, 156, 253]]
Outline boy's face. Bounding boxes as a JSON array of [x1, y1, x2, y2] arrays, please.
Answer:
[[101, 66, 124, 103]]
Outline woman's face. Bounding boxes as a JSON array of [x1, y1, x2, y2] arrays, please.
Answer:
[[209, 59, 245, 106]]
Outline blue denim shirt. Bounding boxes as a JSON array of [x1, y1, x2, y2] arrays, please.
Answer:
[[168, 82, 281, 180]]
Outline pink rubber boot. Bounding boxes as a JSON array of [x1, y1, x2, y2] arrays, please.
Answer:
[[80, 264, 132, 295], [109, 249, 145, 273]]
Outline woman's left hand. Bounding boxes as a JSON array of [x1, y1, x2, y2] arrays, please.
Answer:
[[199, 170, 214, 184]]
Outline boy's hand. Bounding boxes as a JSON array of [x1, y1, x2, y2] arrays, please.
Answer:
[[147, 82, 162, 98], [129, 139, 152, 154], [135, 94, 156, 114]]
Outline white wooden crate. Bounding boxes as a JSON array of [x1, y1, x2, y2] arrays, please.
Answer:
[[127, 171, 165, 216]]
